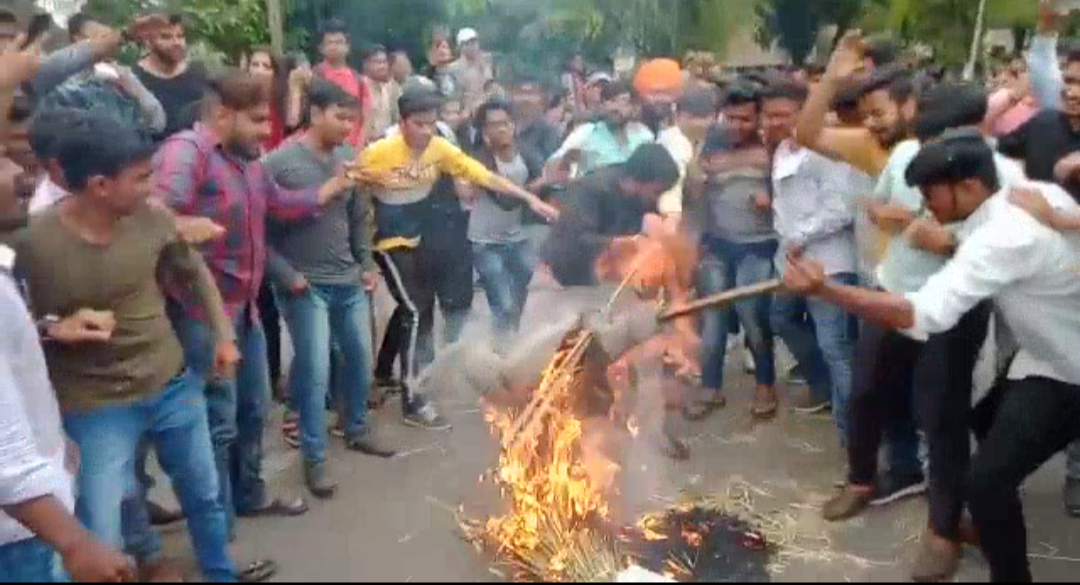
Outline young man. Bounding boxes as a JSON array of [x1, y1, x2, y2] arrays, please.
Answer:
[[155, 71, 355, 532], [762, 80, 858, 436], [263, 81, 392, 499], [655, 89, 718, 225], [446, 27, 493, 115], [133, 14, 208, 140], [357, 88, 558, 429], [9, 113, 239, 582], [469, 98, 551, 343], [314, 19, 371, 147], [548, 80, 655, 177], [39, 15, 165, 138], [361, 44, 400, 141], [510, 77, 562, 161], [783, 131, 1080, 584], [688, 87, 778, 421]]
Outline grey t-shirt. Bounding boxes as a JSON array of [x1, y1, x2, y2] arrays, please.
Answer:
[[703, 168, 775, 243], [468, 152, 528, 244], [261, 141, 374, 287]]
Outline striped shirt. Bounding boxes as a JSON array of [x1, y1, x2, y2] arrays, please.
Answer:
[[154, 124, 323, 323]]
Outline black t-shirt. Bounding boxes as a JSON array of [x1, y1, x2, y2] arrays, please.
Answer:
[[999, 110, 1080, 201], [133, 62, 208, 141], [540, 165, 654, 286]]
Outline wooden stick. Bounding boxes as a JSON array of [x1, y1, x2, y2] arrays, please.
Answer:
[[657, 279, 784, 323]]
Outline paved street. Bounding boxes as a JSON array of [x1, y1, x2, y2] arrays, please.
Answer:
[[154, 287, 1080, 582]]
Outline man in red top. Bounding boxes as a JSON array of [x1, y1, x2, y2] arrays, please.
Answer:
[[315, 19, 371, 146]]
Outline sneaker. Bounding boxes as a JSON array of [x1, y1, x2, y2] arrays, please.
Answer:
[[822, 485, 875, 522], [403, 399, 452, 431], [792, 390, 830, 415], [304, 461, 338, 500], [1064, 477, 1080, 518], [345, 429, 397, 458], [786, 364, 809, 386], [870, 471, 927, 506]]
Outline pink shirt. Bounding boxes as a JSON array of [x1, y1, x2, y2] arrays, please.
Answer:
[[989, 89, 1039, 137]]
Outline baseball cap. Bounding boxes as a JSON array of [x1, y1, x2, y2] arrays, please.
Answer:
[[456, 27, 479, 46], [586, 72, 614, 86]]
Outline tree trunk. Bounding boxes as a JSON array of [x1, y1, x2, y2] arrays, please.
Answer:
[[265, 0, 284, 54], [963, 0, 987, 81]]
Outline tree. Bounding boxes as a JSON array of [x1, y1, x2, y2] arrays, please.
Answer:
[[887, 0, 1037, 66], [755, 0, 887, 65]]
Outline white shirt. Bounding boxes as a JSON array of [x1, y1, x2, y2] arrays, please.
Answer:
[[771, 140, 858, 276], [905, 182, 1080, 385], [28, 178, 68, 216], [655, 126, 693, 215], [0, 245, 74, 546]]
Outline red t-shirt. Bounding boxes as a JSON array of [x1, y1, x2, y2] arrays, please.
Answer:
[[317, 62, 371, 146], [261, 105, 286, 153]]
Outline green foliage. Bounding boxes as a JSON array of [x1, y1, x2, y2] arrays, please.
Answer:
[[755, 0, 888, 65]]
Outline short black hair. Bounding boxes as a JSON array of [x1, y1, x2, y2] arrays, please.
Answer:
[[68, 12, 95, 41], [398, 89, 444, 120], [700, 124, 733, 158], [57, 114, 156, 191], [677, 88, 718, 117], [759, 80, 808, 104], [0, 10, 17, 26], [905, 129, 999, 193], [1067, 46, 1080, 67], [858, 66, 915, 104], [914, 82, 987, 142], [29, 108, 87, 160], [307, 79, 359, 112], [601, 79, 634, 103], [723, 82, 760, 109], [361, 43, 387, 62], [865, 39, 901, 68], [474, 97, 513, 127], [319, 19, 349, 43], [624, 143, 679, 189]]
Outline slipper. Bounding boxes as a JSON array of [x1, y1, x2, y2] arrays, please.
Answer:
[[282, 414, 299, 450], [750, 395, 779, 420], [238, 496, 309, 519], [683, 395, 727, 421], [239, 559, 278, 583]]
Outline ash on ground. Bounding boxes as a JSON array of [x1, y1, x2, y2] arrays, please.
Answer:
[[618, 507, 772, 583]]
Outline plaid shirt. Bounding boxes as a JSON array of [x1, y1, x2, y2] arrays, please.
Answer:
[[154, 124, 321, 323]]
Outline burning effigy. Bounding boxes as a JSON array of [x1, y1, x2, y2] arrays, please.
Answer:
[[454, 229, 783, 582]]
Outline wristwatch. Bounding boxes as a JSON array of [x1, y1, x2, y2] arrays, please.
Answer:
[[36, 314, 60, 341]]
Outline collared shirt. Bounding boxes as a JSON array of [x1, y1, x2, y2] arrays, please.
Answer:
[[905, 182, 1080, 385], [771, 140, 857, 276], [655, 126, 693, 215], [0, 245, 74, 547], [154, 124, 322, 323], [873, 140, 1027, 295], [550, 121, 655, 176]]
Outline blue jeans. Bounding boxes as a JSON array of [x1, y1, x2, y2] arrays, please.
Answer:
[[0, 537, 66, 582], [698, 238, 777, 390], [275, 283, 374, 463], [472, 241, 533, 342], [170, 308, 270, 534], [771, 272, 858, 442], [63, 371, 236, 582]]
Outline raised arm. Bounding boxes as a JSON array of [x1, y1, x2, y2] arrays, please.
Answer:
[[1030, 0, 1064, 110]]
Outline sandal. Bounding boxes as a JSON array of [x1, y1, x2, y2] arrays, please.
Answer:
[[238, 496, 309, 519], [282, 412, 299, 450], [239, 559, 278, 583], [750, 386, 779, 420], [683, 392, 727, 421]]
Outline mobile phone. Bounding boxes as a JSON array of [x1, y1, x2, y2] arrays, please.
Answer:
[[21, 13, 52, 49]]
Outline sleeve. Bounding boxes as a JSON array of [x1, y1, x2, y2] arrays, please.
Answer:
[[153, 137, 202, 214], [434, 138, 500, 188], [1029, 34, 1063, 110], [28, 42, 97, 97], [156, 209, 236, 343], [0, 354, 58, 508], [549, 123, 593, 163], [903, 216, 1042, 338], [787, 158, 855, 247], [262, 164, 322, 222], [347, 192, 377, 272], [125, 72, 167, 134]]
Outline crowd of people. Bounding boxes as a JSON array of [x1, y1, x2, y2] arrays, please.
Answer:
[[2, 1, 1080, 583]]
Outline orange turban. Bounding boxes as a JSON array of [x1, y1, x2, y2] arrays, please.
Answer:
[[633, 58, 684, 96]]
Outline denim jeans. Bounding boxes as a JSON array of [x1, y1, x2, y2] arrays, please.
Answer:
[[771, 272, 858, 442], [697, 238, 777, 390], [63, 371, 236, 582], [275, 283, 374, 463], [472, 240, 533, 342], [170, 308, 270, 534], [0, 537, 66, 582]]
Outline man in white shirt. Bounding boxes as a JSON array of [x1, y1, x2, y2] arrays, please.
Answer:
[[0, 154, 133, 583], [762, 80, 859, 441], [783, 132, 1080, 583], [655, 89, 716, 223]]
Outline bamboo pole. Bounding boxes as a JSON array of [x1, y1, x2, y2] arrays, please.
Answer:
[[657, 278, 784, 323]]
